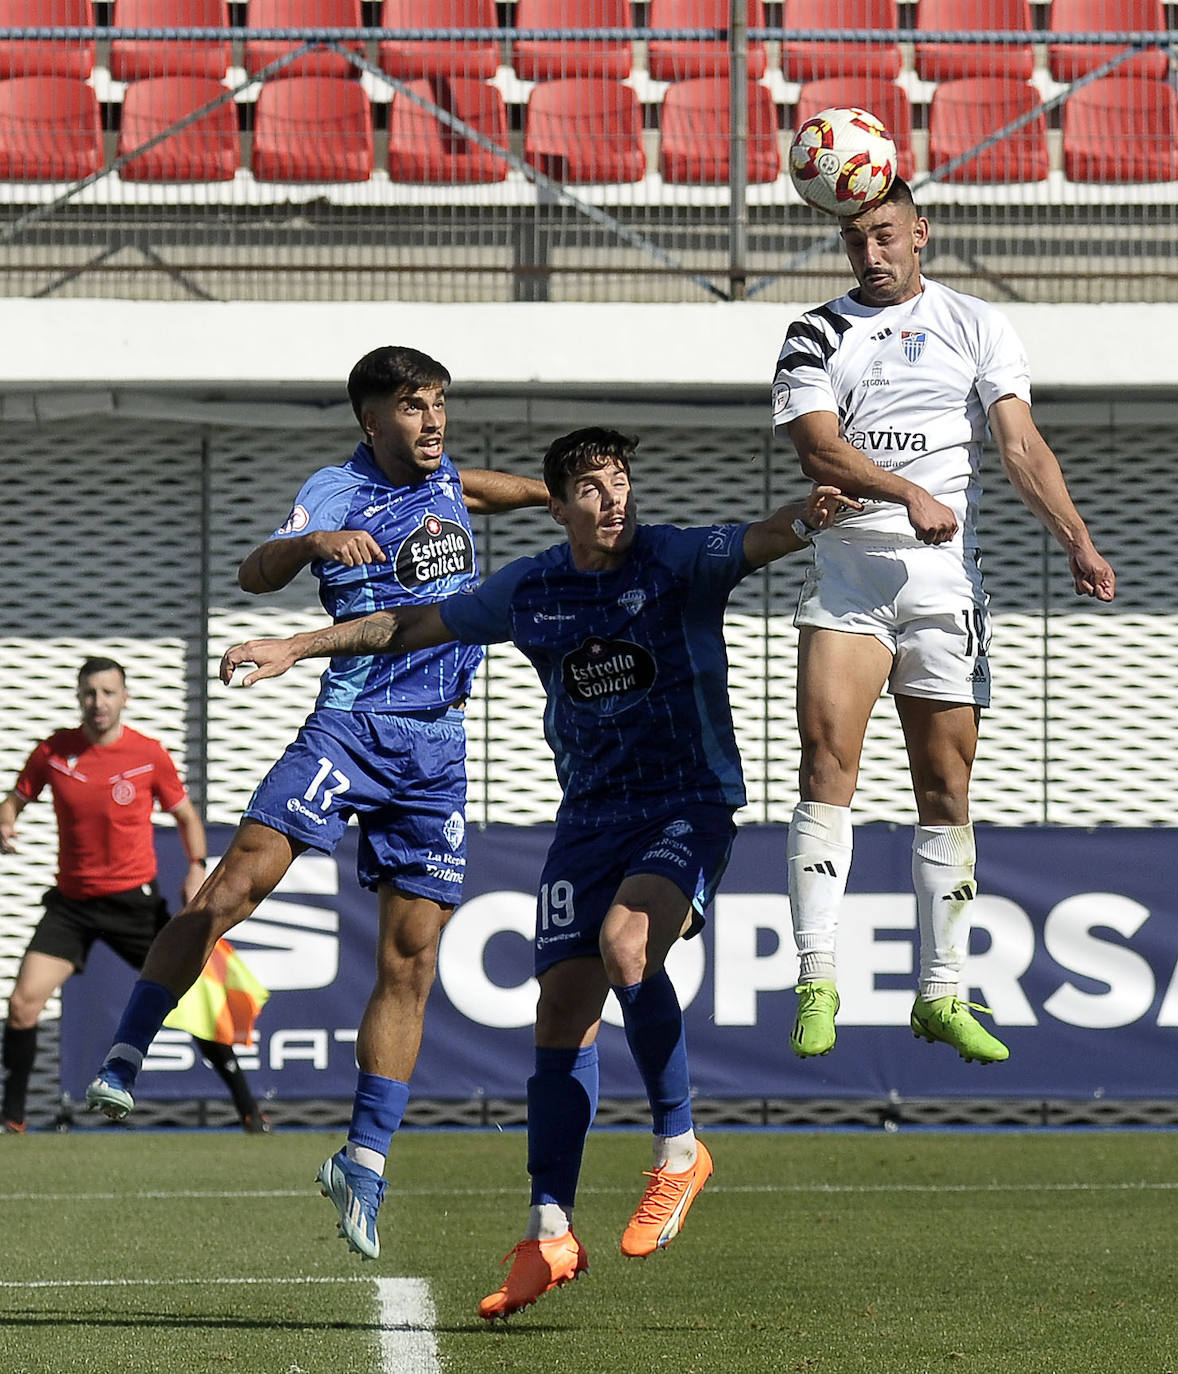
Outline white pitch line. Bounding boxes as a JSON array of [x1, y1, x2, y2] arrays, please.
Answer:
[[376, 1278, 439, 1374]]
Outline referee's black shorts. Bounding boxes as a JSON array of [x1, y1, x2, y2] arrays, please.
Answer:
[[26, 882, 171, 973]]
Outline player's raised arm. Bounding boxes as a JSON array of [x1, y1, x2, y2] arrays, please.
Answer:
[[237, 530, 387, 595], [987, 396, 1115, 602], [742, 486, 864, 569], [220, 603, 456, 687], [458, 468, 549, 513], [787, 410, 958, 545]]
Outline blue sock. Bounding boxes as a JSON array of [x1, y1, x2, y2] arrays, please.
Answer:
[[527, 1045, 599, 1210], [103, 980, 179, 1088], [613, 970, 693, 1139], [348, 1072, 411, 1156]]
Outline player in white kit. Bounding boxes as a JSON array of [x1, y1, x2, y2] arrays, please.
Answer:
[[772, 178, 1116, 1064]]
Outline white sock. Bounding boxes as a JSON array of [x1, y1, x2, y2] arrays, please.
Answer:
[[913, 823, 977, 1001], [787, 802, 853, 983], [346, 1143, 386, 1176], [653, 1128, 697, 1173], [525, 1203, 572, 1241]]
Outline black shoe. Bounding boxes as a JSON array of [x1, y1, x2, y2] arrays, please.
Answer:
[[241, 1111, 271, 1134]]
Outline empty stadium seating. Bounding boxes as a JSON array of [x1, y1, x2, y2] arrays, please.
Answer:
[[0, 75, 102, 180], [793, 77, 915, 183], [659, 78, 779, 183], [251, 76, 373, 181], [525, 78, 645, 182], [387, 76, 509, 182], [108, 0, 231, 82], [1048, 0, 1170, 82], [781, 0, 902, 82], [244, 0, 366, 81], [914, 0, 1034, 81], [0, 1, 94, 80], [117, 76, 240, 181], [928, 76, 1049, 182], [646, 0, 767, 82], [1063, 76, 1178, 182], [511, 0, 634, 82], [379, 0, 501, 81]]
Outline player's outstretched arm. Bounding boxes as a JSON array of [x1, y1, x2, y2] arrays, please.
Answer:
[[787, 410, 958, 545], [238, 531, 387, 595], [220, 604, 456, 687], [458, 469, 549, 514], [988, 397, 1116, 601], [742, 486, 863, 569]]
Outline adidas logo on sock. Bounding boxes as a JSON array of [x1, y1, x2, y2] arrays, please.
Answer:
[[943, 884, 977, 902], [803, 860, 838, 876]]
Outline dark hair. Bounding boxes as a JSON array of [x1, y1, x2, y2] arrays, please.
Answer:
[[542, 427, 637, 500], [850, 175, 918, 219], [346, 346, 451, 427], [78, 656, 125, 685]]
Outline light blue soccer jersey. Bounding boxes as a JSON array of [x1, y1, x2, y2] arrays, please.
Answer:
[[272, 444, 483, 712], [439, 523, 754, 826]]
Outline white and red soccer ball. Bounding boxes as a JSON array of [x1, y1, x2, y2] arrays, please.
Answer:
[[788, 106, 897, 216]]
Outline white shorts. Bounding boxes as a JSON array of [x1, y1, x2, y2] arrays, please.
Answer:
[[794, 537, 991, 707]]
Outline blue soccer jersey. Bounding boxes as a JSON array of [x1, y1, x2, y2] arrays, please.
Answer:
[[272, 444, 483, 712], [439, 523, 754, 826]]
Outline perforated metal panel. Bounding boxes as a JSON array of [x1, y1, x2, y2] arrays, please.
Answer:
[[1, 391, 1173, 1114]]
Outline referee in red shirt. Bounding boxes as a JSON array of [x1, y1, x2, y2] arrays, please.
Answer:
[[0, 657, 266, 1133]]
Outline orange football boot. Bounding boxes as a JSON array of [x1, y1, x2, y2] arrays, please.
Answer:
[[477, 1230, 589, 1320], [620, 1139, 713, 1257]]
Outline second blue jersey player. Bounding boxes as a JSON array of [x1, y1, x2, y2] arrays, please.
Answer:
[[87, 345, 547, 1262], [220, 426, 858, 1316]]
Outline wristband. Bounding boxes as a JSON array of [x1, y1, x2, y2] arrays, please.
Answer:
[[790, 516, 817, 544]]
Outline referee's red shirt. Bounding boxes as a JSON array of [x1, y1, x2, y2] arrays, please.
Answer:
[[16, 726, 188, 900]]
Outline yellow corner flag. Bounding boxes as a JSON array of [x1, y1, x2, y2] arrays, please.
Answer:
[[164, 939, 270, 1048]]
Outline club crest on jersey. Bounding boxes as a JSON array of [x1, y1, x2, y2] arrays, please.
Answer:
[[663, 819, 693, 838], [393, 516, 475, 596], [561, 636, 657, 717], [618, 588, 646, 616], [442, 810, 465, 851], [111, 780, 136, 805], [901, 330, 927, 364]]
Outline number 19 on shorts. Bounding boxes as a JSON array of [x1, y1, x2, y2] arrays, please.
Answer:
[[540, 880, 575, 930]]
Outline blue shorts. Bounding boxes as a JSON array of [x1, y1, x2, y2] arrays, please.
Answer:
[[534, 802, 736, 976], [245, 706, 468, 902]]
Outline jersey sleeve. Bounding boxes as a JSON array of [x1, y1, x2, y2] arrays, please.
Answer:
[[772, 310, 841, 433], [13, 740, 50, 802], [975, 307, 1032, 413], [271, 467, 355, 540], [151, 742, 189, 812], [439, 557, 533, 646], [657, 523, 753, 599]]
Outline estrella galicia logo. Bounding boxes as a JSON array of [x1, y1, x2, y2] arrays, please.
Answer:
[[393, 515, 475, 597], [561, 636, 657, 716], [901, 330, 927, 364]]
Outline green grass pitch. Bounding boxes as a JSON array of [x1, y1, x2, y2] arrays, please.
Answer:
[[1, 1126, 1175, 1373]]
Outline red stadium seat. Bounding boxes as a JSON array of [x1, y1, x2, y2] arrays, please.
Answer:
[[928, 77, 1048, 182], [781, 0, 901, 82], [251, 76, 373, 181], [379, 0, 500, 81], [525, 78, 645, 182], [512, 0, 633, 82], [0, 1, 94, 79], [0, 76, 102, 180], [245, 0, 366, 81], [109, 0, 231, 82], [388, 76, 509, 182], [914, 0, 1034, 81], [1063, 76, 1178, 182], [118, 76, 240, 181], [1049, 0, 1170, 82], [659, 78, 779, 183], [647, 0, 767, 82], [793, 77, 915, 182]]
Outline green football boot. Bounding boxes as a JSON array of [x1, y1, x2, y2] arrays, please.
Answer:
[[790, 980, 840, 1057], [910, 996, 1009, 1063]]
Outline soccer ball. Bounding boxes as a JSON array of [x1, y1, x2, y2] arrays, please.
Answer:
[[788, 106, 897, 217]]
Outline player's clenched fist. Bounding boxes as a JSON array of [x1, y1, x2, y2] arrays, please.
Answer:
[[309, 529, 386, 567]]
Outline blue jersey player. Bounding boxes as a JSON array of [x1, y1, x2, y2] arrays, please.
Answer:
[[87, 346, 547, 1261], [219, 427, 856, 1315]]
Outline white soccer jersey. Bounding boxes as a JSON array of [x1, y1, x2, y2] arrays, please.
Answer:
[[771, 277, 1031, 545]]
